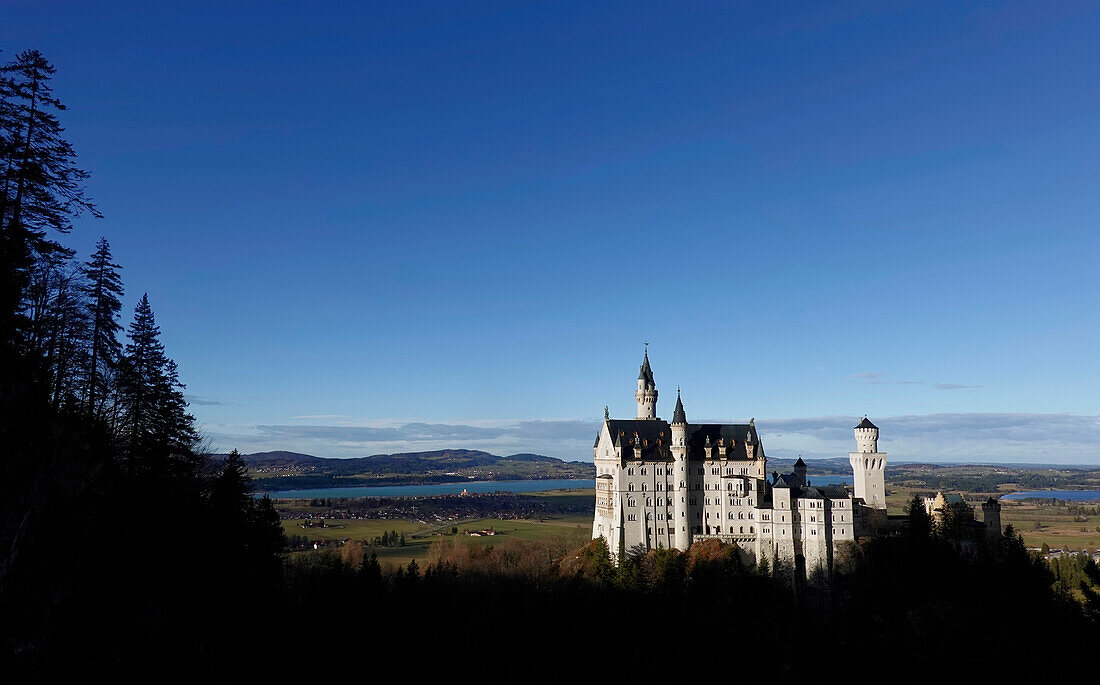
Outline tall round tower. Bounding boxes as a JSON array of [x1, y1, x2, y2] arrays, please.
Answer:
[[635, 349, 658, 420], [670, 389, 691, 551], [849, 416, 887, 509]]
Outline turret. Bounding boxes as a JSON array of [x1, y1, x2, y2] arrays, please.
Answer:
[[982, 497, 1002, 540], [793, 457, 807, 487], [635, 349, 658, 420], [670, 389, 690, 551], [849, 417, 887, 509], [854, 416, 879, 453]]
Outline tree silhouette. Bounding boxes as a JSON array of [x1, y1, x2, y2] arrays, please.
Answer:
[[117, 294, 195, 472], [0, 50, 98, 347], [81, 237, 123, 419]]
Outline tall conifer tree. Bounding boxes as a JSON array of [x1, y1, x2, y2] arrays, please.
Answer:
[[118, 294, 195, 471], [0, 50, 98, 350], [81, 237, 123, 419]]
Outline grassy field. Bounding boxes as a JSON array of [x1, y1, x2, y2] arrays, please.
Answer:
[[285, 516, 592, 568], [282, 488, 595, 568]]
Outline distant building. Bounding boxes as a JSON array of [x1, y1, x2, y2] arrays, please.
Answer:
[[924, 492, 1002, 554], [592, 350, 899, 578]]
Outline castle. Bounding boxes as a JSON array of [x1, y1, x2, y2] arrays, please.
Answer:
[[592, 350, 890, 576]]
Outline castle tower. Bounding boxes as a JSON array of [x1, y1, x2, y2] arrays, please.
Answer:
[[670, 389, 691, 551], [793, 457, 807, 487], [849, 417, 887, 509], [635, 349, 658, 420], [982, 497, 1002, 540]]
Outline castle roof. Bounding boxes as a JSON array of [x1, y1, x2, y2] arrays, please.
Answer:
[[604, 418, 760, 461], [794, 457, 806, 468], [856, 416, 878, 430], [638, 350, 654, 384]]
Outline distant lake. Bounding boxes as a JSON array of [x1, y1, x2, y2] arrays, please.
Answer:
[[258, 478, 596, 500], [1003, 490, 1100, 502], [257, 473, 850, 500], [807, 475, 850, 487]]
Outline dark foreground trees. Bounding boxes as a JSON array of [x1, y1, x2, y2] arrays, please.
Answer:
[[0, 50, 285, 677]]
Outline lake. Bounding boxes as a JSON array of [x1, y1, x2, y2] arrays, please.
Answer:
[[1003, 490, 1100, 502], [257, 473, 851, 499], [258, 478, 597, 499]]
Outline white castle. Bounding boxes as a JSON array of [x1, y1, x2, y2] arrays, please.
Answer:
[[592, 350, 887, 576]]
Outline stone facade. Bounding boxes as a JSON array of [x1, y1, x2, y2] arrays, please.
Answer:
[[592, 351, 889, 578]]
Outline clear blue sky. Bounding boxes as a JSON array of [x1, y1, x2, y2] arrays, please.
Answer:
[[6, 1, 1100, 463]]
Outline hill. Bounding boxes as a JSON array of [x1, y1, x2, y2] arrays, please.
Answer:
[[235, 449, 595, 490]]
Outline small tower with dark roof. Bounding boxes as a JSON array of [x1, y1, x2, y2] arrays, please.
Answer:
[[670, 388, 690, 551], [635, 348, 658, 420], [854, 416, 879, 453], [793, 457, 807, 487]]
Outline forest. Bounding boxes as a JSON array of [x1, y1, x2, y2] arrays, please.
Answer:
[[2, 50, 1099, 678]]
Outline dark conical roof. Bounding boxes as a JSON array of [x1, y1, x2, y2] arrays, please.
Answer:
[[672, 390, 686, 424], [855, 416, 878, 430], [794, 457, 806, 467], [638, 349, 654, 384]]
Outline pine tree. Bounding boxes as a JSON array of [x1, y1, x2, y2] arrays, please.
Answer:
[[906, 494, 932, 540], [0, 50, 99, 349], [81, 237, 123, 419], [117, 294, 196, 470]]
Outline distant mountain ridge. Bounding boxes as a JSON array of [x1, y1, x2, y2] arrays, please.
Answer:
[[232, 448, 595, 491]]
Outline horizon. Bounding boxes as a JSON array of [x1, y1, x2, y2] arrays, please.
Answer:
[[5, 2, 1099, 464]]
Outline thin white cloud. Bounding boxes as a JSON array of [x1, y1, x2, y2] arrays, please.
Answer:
[[203, 413, 1100, 465]]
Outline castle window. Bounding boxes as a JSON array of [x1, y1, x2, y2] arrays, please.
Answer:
[[690, 498, 697, 506], [646, 498, 652, 507], [627, 514, 637, 522], [628, 468, 634, 476], [641, 467, 647, 475], [728, 512, 734, 519], [749, 527, 754, 533], [641, 484, 648, 491], [715, 526, 721, 534], [628, 483, 635, 492], [627, 499, 636, 507]]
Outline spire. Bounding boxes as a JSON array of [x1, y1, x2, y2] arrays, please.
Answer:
[[672, 388, 687, 424], [637, 346, 654, 384]]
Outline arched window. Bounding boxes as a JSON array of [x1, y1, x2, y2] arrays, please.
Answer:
[[628, 483, 635, 492]]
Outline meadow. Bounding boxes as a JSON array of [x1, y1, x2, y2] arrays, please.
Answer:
[[282, 489, 594, 567]]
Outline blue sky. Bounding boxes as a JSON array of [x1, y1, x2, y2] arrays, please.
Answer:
[[6, 1, 1100, 463]]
